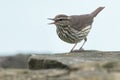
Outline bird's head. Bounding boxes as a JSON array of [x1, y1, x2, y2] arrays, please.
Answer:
[[48, 14, 70, 27]]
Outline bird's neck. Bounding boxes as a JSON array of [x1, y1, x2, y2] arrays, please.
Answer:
[[56, 25, 69, 31]]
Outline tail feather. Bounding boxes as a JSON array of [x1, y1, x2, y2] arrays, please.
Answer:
[[91, 7, 105, 18]]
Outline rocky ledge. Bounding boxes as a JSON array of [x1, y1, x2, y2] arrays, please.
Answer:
[[1, 50, 120, 80]]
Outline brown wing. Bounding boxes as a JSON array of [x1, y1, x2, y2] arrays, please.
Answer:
[[69, 14, 93, 31], [69, 7, 105, 31]]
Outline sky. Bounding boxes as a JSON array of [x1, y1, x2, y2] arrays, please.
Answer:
[[0, 0, 120, 55]]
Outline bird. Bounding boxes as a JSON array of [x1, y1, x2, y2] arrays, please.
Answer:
[[48, 7, 105, 52]]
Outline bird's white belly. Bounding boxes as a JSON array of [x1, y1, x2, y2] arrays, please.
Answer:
[[57, 25, 91, 44]]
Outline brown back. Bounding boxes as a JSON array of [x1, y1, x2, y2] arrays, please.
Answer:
[[69, 7, 105, 31]]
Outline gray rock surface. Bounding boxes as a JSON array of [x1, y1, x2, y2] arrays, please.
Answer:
[[0, 54, 30, 68], [28, 50, 120, 69], [1, 50, 120, 80]]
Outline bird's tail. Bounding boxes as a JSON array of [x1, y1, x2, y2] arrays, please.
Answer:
[[91, 7, 105, 18]]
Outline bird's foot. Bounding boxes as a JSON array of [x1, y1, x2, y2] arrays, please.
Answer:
[[70, 48, 84, 53]]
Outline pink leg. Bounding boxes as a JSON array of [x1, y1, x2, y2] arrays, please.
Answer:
[[70, 43, 77, 52], [79, 38, 87, 50]]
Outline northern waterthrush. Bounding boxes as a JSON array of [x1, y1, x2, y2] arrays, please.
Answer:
[[48, 7, 105, 52]]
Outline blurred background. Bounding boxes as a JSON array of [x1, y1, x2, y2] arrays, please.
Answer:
[[0, 0, 120, 55]]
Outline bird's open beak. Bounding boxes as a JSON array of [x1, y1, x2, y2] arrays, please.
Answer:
[[48, 18, 55, 24]]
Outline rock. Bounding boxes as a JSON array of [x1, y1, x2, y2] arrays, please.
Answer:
[[1, 50, 120, 80], [28, 57, 69, 70], [28, 51, 120, 70], [0, 54, 30, 68], [0, 68, 119, 80]]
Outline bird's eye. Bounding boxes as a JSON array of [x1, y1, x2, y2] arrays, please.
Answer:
[[58, 19, 63, 21]]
